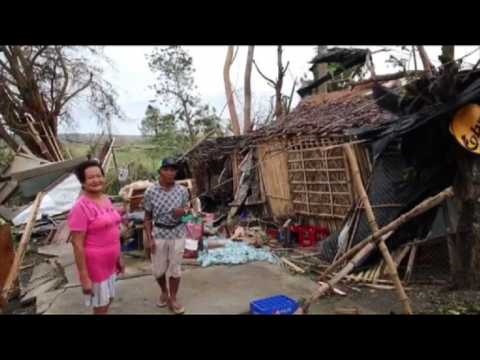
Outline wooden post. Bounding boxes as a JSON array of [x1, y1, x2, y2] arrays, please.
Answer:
[[343, 144, 413, 314], [0, 192, 43, 303]]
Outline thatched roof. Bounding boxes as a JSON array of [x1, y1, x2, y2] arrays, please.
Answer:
[[252, 83, 398, 141]]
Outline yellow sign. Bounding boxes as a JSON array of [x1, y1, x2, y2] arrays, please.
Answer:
[[450, 104, 480, 154]]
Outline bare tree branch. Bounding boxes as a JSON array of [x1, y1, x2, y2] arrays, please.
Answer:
[[60, 72, 92, 109], [30, 46, 49, 64], [253, 60, 276, 86], [281, 61, 290, 76], [55, 46, 70, 113]]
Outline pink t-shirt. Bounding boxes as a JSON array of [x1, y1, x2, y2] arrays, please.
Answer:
[[67, 195, 122, 283]]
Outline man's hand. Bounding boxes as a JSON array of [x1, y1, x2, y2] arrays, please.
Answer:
[[150, 238, 156, 255], [173, 207, 191, 218]]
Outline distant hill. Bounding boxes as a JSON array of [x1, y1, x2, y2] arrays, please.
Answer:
[[59, 133, 148, 146]]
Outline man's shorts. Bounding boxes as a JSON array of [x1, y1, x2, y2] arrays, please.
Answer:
[[151, 237, 186, 278]]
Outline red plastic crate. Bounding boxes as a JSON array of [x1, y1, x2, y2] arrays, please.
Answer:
[[314, 226, 330, 243], [297, 226, 316, 247]]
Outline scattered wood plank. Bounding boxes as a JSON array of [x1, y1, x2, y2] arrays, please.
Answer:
[[1, 192, 43, 302], [362, 283, 396, 291], [51, 221, 71, 244], [316, 186, 453, 286], [21, 277, 64, 304], [281, 257, 306, 274], [317, 281, 347, 296]]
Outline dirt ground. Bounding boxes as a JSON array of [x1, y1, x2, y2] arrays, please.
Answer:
[[6, 251, 480, 315]]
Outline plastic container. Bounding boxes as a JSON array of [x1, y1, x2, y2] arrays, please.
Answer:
[[298, 226, 316, 247], [266, 228, 279, 240], [183, 239, 199, 259], [122, 238, 138, 252], [289, 225, 299, 243], [250, 295, 299, 315]]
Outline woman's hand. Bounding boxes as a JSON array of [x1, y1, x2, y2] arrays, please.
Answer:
[[116, 257, 125, 276], [81, 276, 93, 295]]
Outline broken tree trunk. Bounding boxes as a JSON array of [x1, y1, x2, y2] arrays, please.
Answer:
[[223, 46, 241, 136], [244, 45, 254, 133], [343, 144, 412, 315], [319, 187, 455, 281], [0, 192, 43, 303], [417, 46, 434, 79]]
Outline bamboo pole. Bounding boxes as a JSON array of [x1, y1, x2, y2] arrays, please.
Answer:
[[304, 233, 389, 312], [281, 257, 306, 274], [404, 245, 418, 283], [318, 187, 454, 281], [39, 121, 62, 161], [0, 192, 43, 303], [45, 123, 65, 161], [342, 144, 413, 314]]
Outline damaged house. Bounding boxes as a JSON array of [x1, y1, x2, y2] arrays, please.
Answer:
[[184, 47, 479, 287]]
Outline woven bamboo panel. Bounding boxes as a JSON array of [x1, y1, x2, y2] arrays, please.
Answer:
[[287, 135, 354, 227], [257, 139, 292, 218]]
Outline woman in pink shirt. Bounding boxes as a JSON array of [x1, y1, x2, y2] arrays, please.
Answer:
[[68, 160, 124, 314]]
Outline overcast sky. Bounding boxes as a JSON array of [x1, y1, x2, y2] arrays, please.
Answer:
[[60, 46, 480, 135]]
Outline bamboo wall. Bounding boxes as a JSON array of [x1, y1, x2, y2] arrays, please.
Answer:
[[287, 136, 351, 231], [257, 140, 292, 218], [257, 135, 372, 232]]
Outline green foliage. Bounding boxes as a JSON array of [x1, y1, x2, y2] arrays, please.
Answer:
[[0, 145, 14, 173], [139, 105, 190, 157], [146, 46, 224, 144]]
